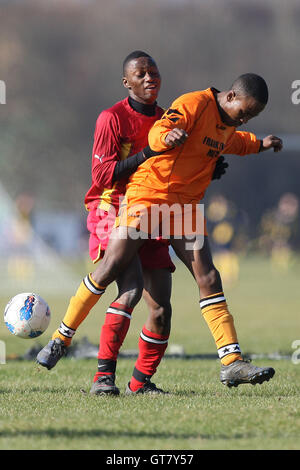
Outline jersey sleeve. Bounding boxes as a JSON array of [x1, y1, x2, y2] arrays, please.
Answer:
[[91, 110, 121, 189], [148, 93, 207, 152], [223, 131, 261, 156]]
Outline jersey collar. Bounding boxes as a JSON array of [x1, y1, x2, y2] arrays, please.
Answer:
[[128, 96, 157, 117]]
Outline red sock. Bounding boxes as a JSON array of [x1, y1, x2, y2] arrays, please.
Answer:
[[93, 303, 132, 382], [129, 326, 169, 392]]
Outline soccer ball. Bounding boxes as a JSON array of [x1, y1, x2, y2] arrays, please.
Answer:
[[4, 293, 51, 339]]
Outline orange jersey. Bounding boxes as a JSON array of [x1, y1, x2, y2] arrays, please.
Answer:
[[127, 88, 261, 203]]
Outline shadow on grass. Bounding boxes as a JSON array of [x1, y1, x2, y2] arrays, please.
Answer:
[[0, 386, 227, 398], [0, 427, 255, 441], [0, 385, 283, 398], [0, 387, 77, 394]]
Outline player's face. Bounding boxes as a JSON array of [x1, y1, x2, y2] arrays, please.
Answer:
[[123, 57, 161, 105], [221, 92, 265, 127]]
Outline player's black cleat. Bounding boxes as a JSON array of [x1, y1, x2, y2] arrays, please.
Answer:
[[125, 379, 168, 395], [220, 359, 275, 388], [36, 338, 67, 370], [90, 375, 120, 396]]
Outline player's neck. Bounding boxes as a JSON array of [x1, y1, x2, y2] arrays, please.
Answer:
[[128, 96, 157, 116], [212, 88, 228, 124]]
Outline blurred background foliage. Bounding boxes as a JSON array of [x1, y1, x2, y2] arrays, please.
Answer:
[[0, 0, 299, 290]]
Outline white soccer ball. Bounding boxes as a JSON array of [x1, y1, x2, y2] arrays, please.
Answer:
[[4, 293, 51, 339]]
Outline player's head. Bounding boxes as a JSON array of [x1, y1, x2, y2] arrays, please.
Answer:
[[122, 50, 161, 105], [219, 73, 268, 127]]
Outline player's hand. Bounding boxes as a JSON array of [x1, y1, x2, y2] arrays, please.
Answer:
[[212, 156, 229, 180], [261, 135, 283, 152], [165, 128, 188, 147]]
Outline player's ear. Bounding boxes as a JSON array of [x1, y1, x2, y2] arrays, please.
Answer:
[[123, 77, 131, 90], [227, 90, 236, 102]]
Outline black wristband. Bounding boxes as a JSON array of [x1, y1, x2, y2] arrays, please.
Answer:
[[143, 145, 160, 159], [112, 145, 162, 183], [112, 151, 146, 182]]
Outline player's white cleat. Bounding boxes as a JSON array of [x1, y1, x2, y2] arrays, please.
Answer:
[[220, 359, 275, 388]]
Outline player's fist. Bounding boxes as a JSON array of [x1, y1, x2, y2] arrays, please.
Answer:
[[261, 135, 283, 152], [165, 128, 188, 147]]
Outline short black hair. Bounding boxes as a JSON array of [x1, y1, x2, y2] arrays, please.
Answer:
[[231, 73, 269, 104], [123, 50, 152, 75]]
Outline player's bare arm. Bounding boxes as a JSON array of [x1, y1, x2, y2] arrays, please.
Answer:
[[165, 128, 188, 147], [261, 135, 283, 152]]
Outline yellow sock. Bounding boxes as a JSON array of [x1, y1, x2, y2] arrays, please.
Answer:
[[52, 274, 106, 347], [200, 292, 242, 365]]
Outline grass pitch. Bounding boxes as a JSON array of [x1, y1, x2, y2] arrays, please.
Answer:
[[0, 359, 299, 450], [0, 255, 300, 450]]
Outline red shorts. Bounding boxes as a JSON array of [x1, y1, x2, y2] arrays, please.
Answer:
[[86, 207, 176, 272]]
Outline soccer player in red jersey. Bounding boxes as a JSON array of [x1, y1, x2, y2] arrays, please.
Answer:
[[37, 51, 173, 394]]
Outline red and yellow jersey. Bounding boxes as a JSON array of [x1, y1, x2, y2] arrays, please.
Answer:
[[84, 97, 164, 212], [128, 88, 261, 203]]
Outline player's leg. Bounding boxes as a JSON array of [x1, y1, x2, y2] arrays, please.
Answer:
[[37, 227, 145, 369], [142, 268, 172, 335], [90, 255, 144, 395], [171, 235, 241, 362], [171, 204, 233, 356], [170, 235, 275, 387], [126, 267, 172, 394]]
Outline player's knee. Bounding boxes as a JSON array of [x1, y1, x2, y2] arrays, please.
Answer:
[[116, 267, 144, 308], [93, 255, 121, 286], [150, 302, 172, 330], [117, 283, 144, 309], [196, 267, 221, 291]]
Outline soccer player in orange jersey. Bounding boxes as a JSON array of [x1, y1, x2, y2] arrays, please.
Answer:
[[36, 51, 228, 395], [40, 72, 280, 390]]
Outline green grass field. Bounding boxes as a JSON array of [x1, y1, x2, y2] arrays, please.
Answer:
[[0, 255, 300, 450]]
